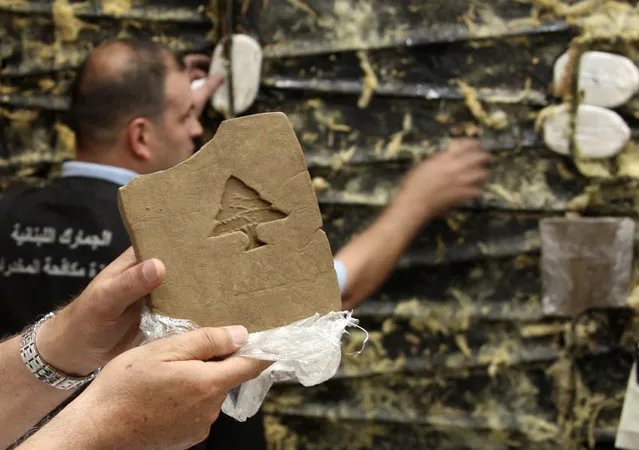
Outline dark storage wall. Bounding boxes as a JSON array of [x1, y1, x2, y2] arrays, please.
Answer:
[[2, 1, 638, 448]]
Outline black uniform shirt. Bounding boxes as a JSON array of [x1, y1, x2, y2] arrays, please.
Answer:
[[0, 175, 130, 335]]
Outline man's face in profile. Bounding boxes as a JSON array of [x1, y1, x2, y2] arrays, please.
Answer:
[[153, 67, 204, 171]]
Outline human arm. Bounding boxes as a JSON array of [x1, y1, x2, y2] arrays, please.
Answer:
[[18, 326, 269, 450], [0, 248, 165, 447], [337, 138, 489, 310]]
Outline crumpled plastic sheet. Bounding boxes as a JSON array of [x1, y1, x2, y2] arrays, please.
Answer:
[[139, 306, 364, 421]]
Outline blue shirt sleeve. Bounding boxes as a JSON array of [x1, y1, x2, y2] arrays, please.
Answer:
[[333, 259, 347, 295]]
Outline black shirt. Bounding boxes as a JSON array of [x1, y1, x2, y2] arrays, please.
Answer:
[[0, 177, 130, 334]]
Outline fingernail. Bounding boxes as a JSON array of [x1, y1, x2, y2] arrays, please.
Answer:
[[142, 260, 159, 283], [225, 326, 248, 346]]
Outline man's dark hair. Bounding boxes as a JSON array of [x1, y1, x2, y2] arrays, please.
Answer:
[[67, 39, 184, 151]]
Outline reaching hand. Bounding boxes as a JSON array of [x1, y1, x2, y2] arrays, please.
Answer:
[[335, 138, 490, 310], [397, 138, 490, 219], [183, 53, 212, 81], [183, 53, 224, 117], [192, 75, 224, 117]]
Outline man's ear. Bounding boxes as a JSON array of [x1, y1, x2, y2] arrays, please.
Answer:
[[126, 117, 155, 161]]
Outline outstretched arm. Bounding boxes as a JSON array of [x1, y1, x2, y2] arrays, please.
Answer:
[[17, 326, 268, 450], [337, 139, 489, 310]]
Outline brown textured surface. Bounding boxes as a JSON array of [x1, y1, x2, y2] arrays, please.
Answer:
[[118, 112, 341, 332], [541, 217, 634, 316]]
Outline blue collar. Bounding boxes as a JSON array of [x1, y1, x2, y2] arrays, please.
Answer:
[[61, 161, 139, 187]]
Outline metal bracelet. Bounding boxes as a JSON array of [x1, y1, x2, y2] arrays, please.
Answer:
[[20, 312, 98, 390]]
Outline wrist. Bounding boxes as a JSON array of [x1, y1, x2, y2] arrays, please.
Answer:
[[388, 187, 434, 226], [36, 313, 98, 377], [20, 402, 109, 449]]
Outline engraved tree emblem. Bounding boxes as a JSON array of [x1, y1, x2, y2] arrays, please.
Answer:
[[211, 176, 286, 250]]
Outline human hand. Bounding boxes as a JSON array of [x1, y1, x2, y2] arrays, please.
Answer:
[[183, 53, 211, 81], [397, 138, 490, 219], [184, 53, 224, 117], [30, 327, 269, 450], [35, 248, 165, 376], [192, 75, 224, 117]]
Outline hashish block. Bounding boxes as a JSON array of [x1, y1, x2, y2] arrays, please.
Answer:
[[118, 112, 342, 332]]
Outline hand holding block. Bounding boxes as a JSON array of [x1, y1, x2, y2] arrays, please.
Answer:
[[118, 112, 342, 332]]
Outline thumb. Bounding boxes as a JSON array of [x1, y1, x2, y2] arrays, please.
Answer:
[[152, 326, 248, 362], [202, 75, 225, 95], [96, 258, 166, 317], [193, 75, 225, 116]]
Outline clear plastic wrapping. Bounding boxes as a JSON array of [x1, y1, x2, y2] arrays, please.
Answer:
[[139, 307, 362, 421]]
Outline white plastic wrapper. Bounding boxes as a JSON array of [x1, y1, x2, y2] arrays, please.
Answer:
[[139, 307, 363, 421]]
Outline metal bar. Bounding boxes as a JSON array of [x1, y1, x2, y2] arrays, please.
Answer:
[[262, 21, 574, 59], [261, 76, 550, 106], [225, 0, 235, 118], [0, 94, 69, 111], [0, 2, 209, 24]]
